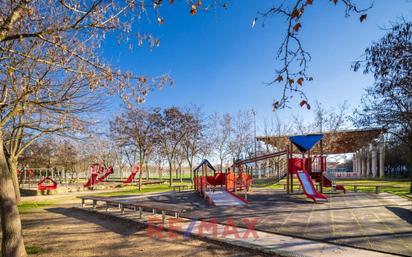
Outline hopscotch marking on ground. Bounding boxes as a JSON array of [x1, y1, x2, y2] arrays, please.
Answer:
[[366, 194, 412, 255], [345, 194, 374, 249], [329, 195, 338, 243], [303, 201, 316, 237], [276, 205, 297, 233]]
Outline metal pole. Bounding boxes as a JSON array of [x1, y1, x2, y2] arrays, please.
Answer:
[[287, 145, 290, 194], [291, 143, 294, 193], [320, 139, 324, 193], [252, 110, 258, 178]]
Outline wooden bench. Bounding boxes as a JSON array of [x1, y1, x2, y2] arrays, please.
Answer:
[[169, 184, 190, 192], [80, 196, 112, 209], [142, 180, 167, 185], [343, 184, 403, 194], [79, 196, 193, 223]]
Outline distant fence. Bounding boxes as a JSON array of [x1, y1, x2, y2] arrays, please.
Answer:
[[330, 172, 360, 178], [384, 165, 410, 178]]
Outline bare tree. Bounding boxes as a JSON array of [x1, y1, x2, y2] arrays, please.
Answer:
[[83, 135, 118, 168], [156, 107, 188, 186], [290, 101, 350, 134], [262, 114, 292, 152], [1, 45, 101, 201], [210, 113, 232, 170], [0, 0, 185, 252], [313, 101, 349, 133], [110, 108, 158, 190], [181, 106, 204, 181], [228, 110, 254, 161], [174, 146, 185, 182]]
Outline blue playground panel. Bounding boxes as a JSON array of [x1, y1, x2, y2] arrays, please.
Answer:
[[289, 134, 323, 152]]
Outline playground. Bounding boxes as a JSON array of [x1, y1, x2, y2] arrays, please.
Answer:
[[13, 129, 412, 256], [63, 130, 411, 257], [74, 187, 411, 256]]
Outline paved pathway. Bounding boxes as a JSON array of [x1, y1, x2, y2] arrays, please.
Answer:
[[167, 190, 412, 256], [76, 202, 397, 257]]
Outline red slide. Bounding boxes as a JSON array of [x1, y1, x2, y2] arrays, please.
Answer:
[[96, 166, 114, 183], [123, 165, 140, 184], [84, 165, 114, 187], [296, 170, 327, 203], [84, 173, 98, 187]]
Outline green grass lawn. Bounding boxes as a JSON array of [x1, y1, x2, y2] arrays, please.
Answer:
[[96, 182, 192, 197], [337, 179, 411, 197], [108, 174, 193, 180], [256, 178, 411, 198], [18, 182, 193, 213], [18, 200, 57, 214], [26, 245, 47, 255]]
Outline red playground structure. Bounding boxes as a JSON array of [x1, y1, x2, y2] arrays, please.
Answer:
[[84, 164, 114, 188], [37, 176, 58, 191], [220, 133, 346, 203], [194, 159, 252, 206], [287, 134, 345, 203], [123, 165, 140, 184]]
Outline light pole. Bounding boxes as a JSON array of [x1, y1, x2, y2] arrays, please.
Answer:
[[251, 110, 259, 178]]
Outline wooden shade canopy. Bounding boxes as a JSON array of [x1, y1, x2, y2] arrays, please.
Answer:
[[257, 128, 385, 154]]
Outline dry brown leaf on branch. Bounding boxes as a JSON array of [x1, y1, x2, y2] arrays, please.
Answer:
[[190, 4, 197, 15], [293, 22, 301, 32], [300, 100, 307, 107], [275, 75, 283, 82]]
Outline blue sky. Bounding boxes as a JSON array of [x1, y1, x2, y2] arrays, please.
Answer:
[[101, 0, 411, 133]]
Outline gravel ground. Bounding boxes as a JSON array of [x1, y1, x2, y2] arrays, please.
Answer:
[[18, 204, 267, 257]]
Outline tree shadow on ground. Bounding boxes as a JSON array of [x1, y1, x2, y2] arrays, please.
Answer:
[[45, 207, 144, 235], [386, 206, 412, 225]]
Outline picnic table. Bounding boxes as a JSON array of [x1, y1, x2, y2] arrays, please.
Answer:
[[79, 196, 193, 223], [169, 184, 191, 192]]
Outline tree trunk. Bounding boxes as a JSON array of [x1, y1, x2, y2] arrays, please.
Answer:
[[179, 164, 182, 183], [168, 162, 173, 186], [175, 164, 178, 179], [189, 162, 193, 184], [145, 161, 149, 181], [8, 157, 21, 203], [0, 131, 27, 257], [138, 160, 144, 191], [158, 164, 162, 180], [409, 146, 412, 194]]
